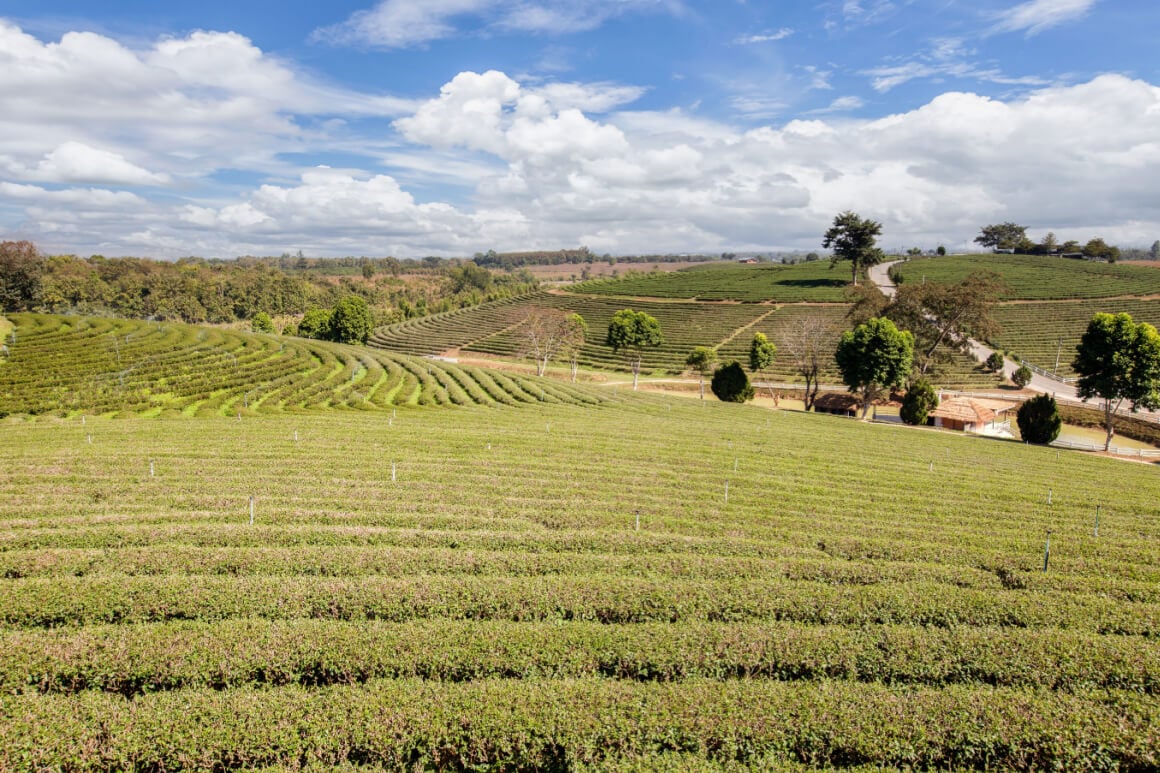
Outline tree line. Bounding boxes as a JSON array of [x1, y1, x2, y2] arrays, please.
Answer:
[[0, 241, 535, 328]]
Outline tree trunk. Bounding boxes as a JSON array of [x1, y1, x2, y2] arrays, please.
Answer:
[[537, 356, 547, 377], [1104, 399, 1117, 452], [851, 260, 858, 286], [699, 374, 704, 399], [570, 360, 578, 383], [632, 359, 640, 391], [861, 387, 873, 419]]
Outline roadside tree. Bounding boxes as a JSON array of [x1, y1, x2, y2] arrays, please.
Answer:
[[1012, 364, 1033, 388], [685, 346, 718, 400], [835, 317, 914, 419], [822, 211, 884, 286], [1073, 312, 1160, 451], [606, 309, 663, 390]]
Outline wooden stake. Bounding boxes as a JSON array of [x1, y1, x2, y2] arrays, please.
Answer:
[[249, 496, 255, 526], [1094, 505, 1100, 538], [724, 479, 730, 504], [1043, 529, 1051, 572], [1047, 488, 1052, 506], [391, 462, 396, 482], [149, 461, 154, 478], [635, 510, 640, 531], [294, 430, 298, 442], [87, 434, 92, 445]]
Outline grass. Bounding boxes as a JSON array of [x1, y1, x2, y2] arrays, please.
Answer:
[[1, 391, 1158, 768], [569, 261, 854, 302], [892, 253, 1160, 300]]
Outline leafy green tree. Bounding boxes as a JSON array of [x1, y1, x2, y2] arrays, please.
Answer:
[[1151, 240, 1159, 260], [1073, 312, 1160, 450], [711, 361, 754, 403], [1012, 364, 1033, 388], [328, 295, 373, 344], [0, 241, 45, 312], [835, 317, 914, 419], [822, 211, 884, 286], [606, 309, 663, 390], [1082, 238, 1120, 263], [296, 307, 333, 340], [1017, 394, 1062, 445], [686, 346, 718, 400], [985, 352, 1005, 372], [251, 312, 274, 334], [900, 378, 938, 425], [974, 222, 1030, 252], [936, 245, 946, 256], [748, 332, 776, 398]]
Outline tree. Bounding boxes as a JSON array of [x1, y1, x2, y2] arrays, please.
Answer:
[[1082, 238, 1120, 263], [748, 332, 777, 399], [881, 272, 1004, 377], [822, 211, 885, 286], [936, 245, 946, 256], [1012, 364, 1033, 388], [520, 308, 581, 377], [562, 313, 588, 383], [900, 378, 938, 425], [251, 312, 274, 334], [328, 295, 374, 344], [1150, 240, 1159, 260], [686, 346, 718, 400], [985, 352, 1005, 372], [711, 361, 754, 402], [1017, 394, 1062, 445], [606, 309, 663, 390], [296, 307, 332, 340], [0, 241, 45, 312], [784, 314, 836, 411], [1073, 312, 1160, 451], [835, 317, 914, 419], [974, 222, 1030, 251]]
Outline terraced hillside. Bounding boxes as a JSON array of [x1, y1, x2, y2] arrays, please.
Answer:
[[0, 314, 610, 417], [1, 400, 1157, 769], [371, 293, 998, 388], [892, 254, 1160, 300], [992, 299, 1160, 377], [570, 260, 852, 302]]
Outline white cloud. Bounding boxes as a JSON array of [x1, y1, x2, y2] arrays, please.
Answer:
[[733, 28, 793, 45], [809, 96, 866, 114], [314, 0, 683, 48], [9, 142, 171, 186], [990, 0, 1098, 36]]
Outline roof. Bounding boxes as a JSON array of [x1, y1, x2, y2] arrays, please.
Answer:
[[930, 396, 1017, 424], [814, 392, 861, 411]]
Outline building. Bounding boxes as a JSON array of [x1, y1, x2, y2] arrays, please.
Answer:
[[930, 397, 1017, 437]]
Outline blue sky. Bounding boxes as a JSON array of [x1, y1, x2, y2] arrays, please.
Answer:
[[1, 0, 1159, 257]]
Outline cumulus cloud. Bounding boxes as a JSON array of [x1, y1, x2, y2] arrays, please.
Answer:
[[990, 0, 1099, 36], [315, 0, 683, 48], [6, 142, 171, 186]]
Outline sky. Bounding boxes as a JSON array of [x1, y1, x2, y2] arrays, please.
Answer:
[[1, 0, 1159, 259]]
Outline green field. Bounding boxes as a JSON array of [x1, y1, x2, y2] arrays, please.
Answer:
[[991, 299, 1160, 377], [2, 393, 1158, 769], [892, 254, 1160, 300], [569, 261, 853, 302]]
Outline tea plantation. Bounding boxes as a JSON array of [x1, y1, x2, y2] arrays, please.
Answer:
[[1, 314, 1158, 770]]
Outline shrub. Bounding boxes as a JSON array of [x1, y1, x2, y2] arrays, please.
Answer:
[[1012, 364, 1033, 388], [1017, 394, 1061, 444], [329, 296, 374, 345], [900, 379, 938, 425], [251, 312, 274, 334], [985, 352, 1005, 372], [710, 361, 754, 403], [297, 308, 332, 340]]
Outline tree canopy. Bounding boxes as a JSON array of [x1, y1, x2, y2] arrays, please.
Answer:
[[900, 378, 938, 426], [1017, 394, 1062, 445], [686, 346, 718, 400], [835, 317, 914, 419], [974, 222, 1031, 251], [1072, 312, 1160, 450], [606, 309, 663, 390], [328, 295, 374, 344], [822, 211, 884, 286], [710, 361, 754, 403]]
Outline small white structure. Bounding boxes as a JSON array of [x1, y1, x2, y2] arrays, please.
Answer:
[[930, 397, 1017, 438]]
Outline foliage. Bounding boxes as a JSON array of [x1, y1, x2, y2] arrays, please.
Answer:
[[606, 309, 663, 389], [748, 333, 776, 375], [250, 312, 274, 334], [1017, 394, 1062, 445], [900, 379, 938, 425], [936, 245, 946, 256], [886, 272, 1005, 376], [709, 360, 753, 402], [835, 317, 914, 418], [1083, 238, 1120, 263], [685, 346, 718, 400], [985, 352, 1005, 372], [328, 295, 374, 344], [1073, 312, 1160, 450], [296, 308, 333, 340], [974, 222, 1031, 252], [0, 241, 44, 312], [1012, 364, 1033, 388], [520, 308, 586, 377], [822, 211, 885, 286]]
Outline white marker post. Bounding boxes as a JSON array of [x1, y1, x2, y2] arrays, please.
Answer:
[[1094, 505, 1101, 538], [150, 461, 155, 478], [391, 462, 397, 482], [724, 479, 730, 505], [249, 496, 255, 526], [1043, 529, 1051, 572]]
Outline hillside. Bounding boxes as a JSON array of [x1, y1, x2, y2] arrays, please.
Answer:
[[569, 260, 851, 302], [0, 314, 611, 418], [1, 394, 1157, 768]]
